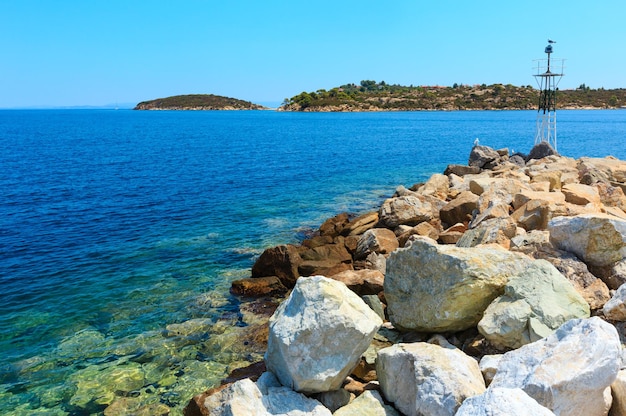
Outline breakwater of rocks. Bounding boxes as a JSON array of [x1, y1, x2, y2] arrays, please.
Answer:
[[185, 142, 626, 416]]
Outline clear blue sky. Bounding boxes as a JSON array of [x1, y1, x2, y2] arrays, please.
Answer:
[[1, 0, 624, 108]]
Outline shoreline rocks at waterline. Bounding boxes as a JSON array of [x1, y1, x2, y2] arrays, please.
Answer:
[[188, 144, 626, 416]]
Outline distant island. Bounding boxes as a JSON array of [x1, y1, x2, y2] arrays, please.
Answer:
[[279, 81, 626, 112], [134, 94, 267, 110]]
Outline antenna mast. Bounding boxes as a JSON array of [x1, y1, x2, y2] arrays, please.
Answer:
[[533, 40, 565, 151]]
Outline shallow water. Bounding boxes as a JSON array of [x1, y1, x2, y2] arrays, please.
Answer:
[[1, 109, 624, 414]]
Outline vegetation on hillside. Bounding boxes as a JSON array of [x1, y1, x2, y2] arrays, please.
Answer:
[[134, 94, 266, 110], [280, 81, 626, 112]]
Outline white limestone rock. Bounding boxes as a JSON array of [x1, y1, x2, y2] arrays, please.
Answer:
[[265, 276, 382, 393], [456, 387, 555, 416], [490, 317, 621, 416], [202, 372, 331, 415], [384, 236, 534, 332], [377, 341, 485, 416], [478, 259, 590, 349], [548, 214, 626, 267], [603, 283, 626, 321]]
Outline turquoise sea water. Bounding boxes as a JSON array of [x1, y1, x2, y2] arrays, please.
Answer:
[[1, 109, 625, 414]]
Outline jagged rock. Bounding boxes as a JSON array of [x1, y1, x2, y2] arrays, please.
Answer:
[[509, 154, 526, 167], [200, 372, 331, 415], [417, 173, 449, 200], [527, 245, 611, 310], [265, 276, 382, 393], [457, 217, 517, 249], [456, 388, 556, 416], [397, 222, 440, 246], [526, 142, 558, 161], [334, 390, 399, 416], [610, 370, 626, 416], [469, 145, 501, 169], [603, 283, 626, 321], [362, 294, 385, 320], [529, 170, 562, 191], [384, 237, 533, 332], [439, 191, 479, 226], [341, 212, 379, 236], [355, 228, 399, 260], [377, 341, 485, 416], [251, 244, 302, 288], [438, 223, 467, 245], [511, 199, 567, 231], [548, 214, 626, 267], [593, 259, 626, 290], [579, 156, 626, 184], [510, 229, 551, 251], [298, 243, 353, 277], [512, 190, 566, 210], [596, 182, 626, 212], [319, 213, 350, 237], [378, 195, 435, 228], [490, 317, 621, 416], [478, 260, 590, 349], [562, 183, 602, 206], [230, 276, 288, 297], [315, 389, 352, 413], [479, 354, 503, 386], [444, 164, 482, 177], [329, 269, 384, 296]]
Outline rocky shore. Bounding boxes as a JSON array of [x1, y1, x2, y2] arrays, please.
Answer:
[[185, 142, 626, 415]]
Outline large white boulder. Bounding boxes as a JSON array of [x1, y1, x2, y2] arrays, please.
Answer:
[[376, 341, 485, 416], [478, 259, 590, 349], [490, 317, 621, 416], [202, 372, 331, 415], [265, 276, 382, 393], [384, 237, 534, 332], [548, 214, 626, 267], [456, 387, 555, 416]]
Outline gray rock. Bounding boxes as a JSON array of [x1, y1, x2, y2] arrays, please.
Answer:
[[469, 145, 501, 168], [265, 276, 382, 393], [456, 388, 555, 416], [490, 317, 621, 416], [355, 228, 399, 260], [202, 372, 332, 415], [478, 260, 590, 349], [377, 341, 485, 416], [526, 142, 558, 161], [548, 214, 626, 267], [384, 237, 533, 332]]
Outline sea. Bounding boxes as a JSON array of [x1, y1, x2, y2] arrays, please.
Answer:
[[1, 109, 625, 415]]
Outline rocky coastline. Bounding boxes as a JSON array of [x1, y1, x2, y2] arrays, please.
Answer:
[[185, 142, 626, 415]]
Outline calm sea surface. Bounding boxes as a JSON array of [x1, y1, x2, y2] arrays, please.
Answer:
[[1, 109, 625, 414]]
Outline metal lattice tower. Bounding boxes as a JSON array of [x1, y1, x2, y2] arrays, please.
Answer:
[[533, 41, 565, 151]]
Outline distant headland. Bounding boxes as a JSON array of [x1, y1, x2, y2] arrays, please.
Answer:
[[134, 82, 626, 112], [133, 94, 268, 110]]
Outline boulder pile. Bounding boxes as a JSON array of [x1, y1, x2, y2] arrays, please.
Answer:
[[187, 144, 626, 416]]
